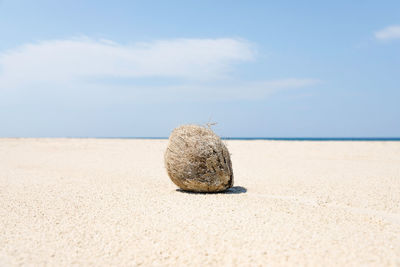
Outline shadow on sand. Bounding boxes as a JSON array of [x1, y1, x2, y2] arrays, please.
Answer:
[[176, 186, 247, 195]]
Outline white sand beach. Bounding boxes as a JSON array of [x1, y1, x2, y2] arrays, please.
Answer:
[[0, 139, 399, 266]]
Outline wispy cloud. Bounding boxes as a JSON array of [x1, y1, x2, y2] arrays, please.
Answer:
[[0, 37, 319, 101], [153, 78, 321, 101], [64, 78, 320, 103], [0, 37, 255, 88], [374, 25, 400, 41]]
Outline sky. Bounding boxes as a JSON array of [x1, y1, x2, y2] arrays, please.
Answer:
[[0, 1, 399, 137]]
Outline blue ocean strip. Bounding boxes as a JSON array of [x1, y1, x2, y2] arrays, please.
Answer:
[[99, 137, 400, 141]]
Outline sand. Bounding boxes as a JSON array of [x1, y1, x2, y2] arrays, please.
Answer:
[[0, 139, 399, 266]]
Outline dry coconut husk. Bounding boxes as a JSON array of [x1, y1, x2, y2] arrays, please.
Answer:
[[164, 124, 234, 192]]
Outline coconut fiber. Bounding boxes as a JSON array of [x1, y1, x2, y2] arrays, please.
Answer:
[[164, 125, 234, 192]]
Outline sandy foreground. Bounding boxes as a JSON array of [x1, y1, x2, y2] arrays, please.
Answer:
[[0, 139, 399, 266]]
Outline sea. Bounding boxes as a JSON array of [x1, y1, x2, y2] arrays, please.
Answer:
[[110, 137, 400, 141]]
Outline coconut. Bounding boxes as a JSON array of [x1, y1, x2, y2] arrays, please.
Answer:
[[164, 124, 234, 192]]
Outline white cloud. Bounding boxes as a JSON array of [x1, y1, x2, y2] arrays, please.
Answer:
[[181, 78, 320, 100], [0, 37, 255, 88], [80, 78, 320, 102], [374, 25, 400, 41], [181, 78, 321, 100], [0, 37, 319, 101]]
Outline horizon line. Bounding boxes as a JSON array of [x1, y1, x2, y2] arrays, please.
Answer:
[[2, 137, 400, 141]]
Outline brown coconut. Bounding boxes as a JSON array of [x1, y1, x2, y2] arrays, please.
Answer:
[[164, 125, 234, 192]]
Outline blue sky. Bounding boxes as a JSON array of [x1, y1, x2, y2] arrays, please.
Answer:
[[0, 1, 399, 137]]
